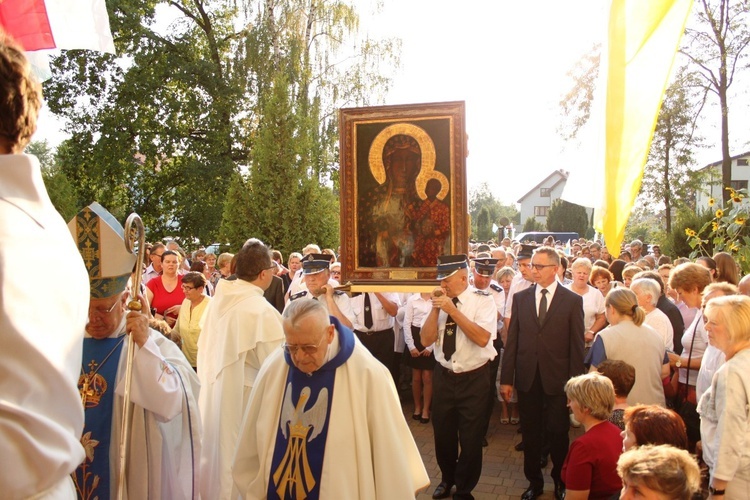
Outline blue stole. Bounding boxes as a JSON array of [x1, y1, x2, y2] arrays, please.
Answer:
[[267, 317, 355, 500], [74, 336, 124, 500]]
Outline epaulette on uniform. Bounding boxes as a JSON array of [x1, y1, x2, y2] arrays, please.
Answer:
[[490, 283, 502, 293], [290, 290, 308, 301], [474, 289, 490, 296]]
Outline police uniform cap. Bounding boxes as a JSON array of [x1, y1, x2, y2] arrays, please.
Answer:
[[473, 258, 499, 276], [302, 253, 334, 275], [436, 254, 469, 280]]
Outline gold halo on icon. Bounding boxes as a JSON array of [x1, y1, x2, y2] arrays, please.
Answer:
[[368, 123, 449, 201]]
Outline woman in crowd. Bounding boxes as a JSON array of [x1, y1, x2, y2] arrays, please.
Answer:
[[668, 262, 712, 450], [601, 246, 613, 264], [713, 251, 740, 286], [630, 278, 674, 351], [271, 250, 292, 292], [609, 259, 627, 283], [590, 265, 618, 298], [596, 359, 636, 430], [216, 252, 234, 281], [285, 251, 304, 297], [567, 258, 606, 355], [618, 445, 701, 500], [561, 373, 623, 499], [403, 292, 435, 423], [494, 266, 519, 424], [171, 271, 211, 369], [587, 289, 669, 406], [190, 260, 214, 296], [205, 252, 222, 288], [699, 295, 750, 497], [621, 405, 688, 451], [557, 253, 572, 285], [696, 256, 718, 282], [146, 250, 185, 327], [621, 265, 642, 288]]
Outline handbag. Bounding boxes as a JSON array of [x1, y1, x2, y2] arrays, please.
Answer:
[[672, 313, 701, 445]]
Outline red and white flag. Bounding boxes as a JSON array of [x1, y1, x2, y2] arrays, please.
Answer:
[[0, 0, 115, 54]]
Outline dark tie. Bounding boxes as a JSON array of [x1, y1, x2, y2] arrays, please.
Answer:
[[539, 288, 548, 324], [364, 293, 374, 329], [442, 297, 460, 361]]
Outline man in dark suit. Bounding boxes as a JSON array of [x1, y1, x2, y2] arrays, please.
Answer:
[[500, 246, 585, 500], [263, 274, 285, 314]]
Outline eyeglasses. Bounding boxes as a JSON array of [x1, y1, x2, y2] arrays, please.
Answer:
[[182, 284, 195, 291], [265, 262, 278, 272], [531, 264, 557, 271], [89, 300, 120, 317], [281, 334, 327, 355]]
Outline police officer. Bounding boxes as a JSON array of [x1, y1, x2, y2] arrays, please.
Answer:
[[286, 253, 355, 329]]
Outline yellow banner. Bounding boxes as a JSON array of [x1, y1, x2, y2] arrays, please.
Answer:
[[596, 0, 692, 252]]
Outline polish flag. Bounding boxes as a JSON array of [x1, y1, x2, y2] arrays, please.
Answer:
[[0, 0, 115, 54]]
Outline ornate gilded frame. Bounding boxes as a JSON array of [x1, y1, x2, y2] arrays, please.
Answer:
[[339, 101, 468, 290]]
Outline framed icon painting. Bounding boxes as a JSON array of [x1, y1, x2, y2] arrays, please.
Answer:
[[339, 101, 468, 289]]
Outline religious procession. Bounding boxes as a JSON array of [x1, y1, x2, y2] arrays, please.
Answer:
[[4, 0, 750, 499]]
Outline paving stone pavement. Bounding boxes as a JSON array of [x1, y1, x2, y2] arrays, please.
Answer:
[[400, 396, 584, 500]]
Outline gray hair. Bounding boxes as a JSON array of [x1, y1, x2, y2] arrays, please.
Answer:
[[631, 278, 660, 307], [282, 299, 330, 329]]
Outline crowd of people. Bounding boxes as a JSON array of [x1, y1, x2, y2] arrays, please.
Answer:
[[5, 27, 750, 500]]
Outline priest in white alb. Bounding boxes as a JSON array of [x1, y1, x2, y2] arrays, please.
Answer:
[[198, 238, 286, 499], [232, 299, 429, 499]]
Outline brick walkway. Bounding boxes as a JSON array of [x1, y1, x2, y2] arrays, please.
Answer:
[[400, 396, 584, 499]]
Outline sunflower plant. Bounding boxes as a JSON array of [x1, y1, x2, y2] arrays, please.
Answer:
[[686, 187, 750, 274]]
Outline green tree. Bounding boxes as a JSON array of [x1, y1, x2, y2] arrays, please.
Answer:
[[640, 68, 707, 234], [558, 43, 600, 140], [469, 182, 519, 240], [43, 0, 398, 248], [25, 140, 79, 221], [522, 216, 544, 232], [681, 0, 750, 204], [546, 199, 589, 236]]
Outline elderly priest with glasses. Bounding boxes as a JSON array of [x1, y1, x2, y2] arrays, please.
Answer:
[[232, 299, 429, 499], [68, 203, 200, 499]]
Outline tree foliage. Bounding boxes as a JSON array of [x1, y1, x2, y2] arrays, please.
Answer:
[[522, 216, 544, 232], [640, 68, 708, 234], [681, 0, 750, 204], [546, 199, 589, 236], [468, 182, 519, 241], [558, 44, 600, 141], [26, 140, 79, 221], [43, 0, 399, 253]]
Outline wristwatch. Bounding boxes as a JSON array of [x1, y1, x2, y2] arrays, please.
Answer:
[[675, 359, 682, 368], [709, 486, 726, 496]]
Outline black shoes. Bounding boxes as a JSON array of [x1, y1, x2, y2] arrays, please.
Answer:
[[521, 484, 544, 500], [432, 482, 453, 499], [481, 437, 488, 447], [514, 440, 525, 451]]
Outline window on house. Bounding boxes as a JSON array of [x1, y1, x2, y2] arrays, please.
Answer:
[[737, 159, 749, 166], [540, 188, 551, 197], [534, 206, 549, 217], [731, 180, 748, 191]]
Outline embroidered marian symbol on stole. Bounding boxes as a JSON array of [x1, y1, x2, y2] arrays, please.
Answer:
[[272, 384, 329, 499]]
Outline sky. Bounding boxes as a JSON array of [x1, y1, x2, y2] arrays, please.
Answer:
[[34, 0, 747, 206]]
